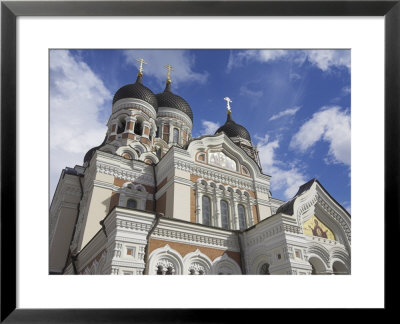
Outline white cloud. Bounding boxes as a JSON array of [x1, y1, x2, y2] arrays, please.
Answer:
[[50, 50, 110, 199], [123, 50, 208, 87], [227, 50, 288, 72], [290, 106, 351, 165], [269, 106, 301, 121], [257, 135, 308, 199], [227, 50, 350, 72], [199, 120, 220, 136], [239, 85, 263, 98], [306, 50, 351, 71]]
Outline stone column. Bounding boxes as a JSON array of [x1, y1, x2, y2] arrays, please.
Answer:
[[231, 197, 239, 230], [196, 185, 202, 224], [215, 195, 222, 228], [125, 116, 136, 134], [142, 121, 151, 138]]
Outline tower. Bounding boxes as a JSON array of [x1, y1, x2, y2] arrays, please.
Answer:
[[154, 65, 193, 158]]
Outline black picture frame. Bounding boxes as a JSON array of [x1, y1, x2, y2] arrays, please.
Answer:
[[1, 0, 398, 322]]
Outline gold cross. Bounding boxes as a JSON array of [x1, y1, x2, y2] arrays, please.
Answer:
[[164, 64, 174, 81], [224, 97, 232, 111], [136, 58, 147, 73]]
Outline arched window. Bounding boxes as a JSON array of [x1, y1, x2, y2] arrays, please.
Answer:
[[238, 204, 246, 230], [117, 119, 126, 134], [165, 266, 173, 275], [220, 200, 230, 229], [173, 128, 179, 144], [156, 127, 160, 138], [202, 196, 211, 226], [260, 263, 270, 275], [156, 265, 163, 275], [189, 269, 195, 275], [127, 199, 137, 209], [134, 120, 143, 135]]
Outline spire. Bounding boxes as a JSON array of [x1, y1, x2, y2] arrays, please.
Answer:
[[164, 64, 174, 84], [136, 58, 147, 76], [135, 58, 147, 83], [224, 97, 233, 121]]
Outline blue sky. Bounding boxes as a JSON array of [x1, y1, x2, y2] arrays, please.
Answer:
[[50, 49, 351, 212]]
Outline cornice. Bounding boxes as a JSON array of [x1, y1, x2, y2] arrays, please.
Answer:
[[111, 98, 157, 120], [157, 107, 193, 129]]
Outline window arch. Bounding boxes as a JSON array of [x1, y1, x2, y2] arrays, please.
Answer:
[[238, 204, 246, 230], [117, 117, 126, 134], [127, 199, 137, 209], [173, 128, 179, 144], [202, 196, 211, 226], [220, 200, 230, 229]]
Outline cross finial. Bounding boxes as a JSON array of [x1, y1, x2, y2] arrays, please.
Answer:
[[136, 58, 147, 74], [224, 97, 232, 112], [164, 64, 174, 82]]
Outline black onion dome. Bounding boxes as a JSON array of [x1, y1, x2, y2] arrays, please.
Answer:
[[215, 111, 251, 141], [83, 136, 107, 164], [112, 74, 158, 110], [156, 82, 193, 121]]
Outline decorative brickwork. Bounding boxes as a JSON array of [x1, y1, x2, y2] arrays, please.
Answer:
[[157, 177, 167, 191], [156, 193, 166, 215], [109, 192, 120, 212], [149, 239, 241, 267], [146, 200, 154, 212], [114, 178, 154, 194]]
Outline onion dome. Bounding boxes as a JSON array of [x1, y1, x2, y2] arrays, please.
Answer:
[[156, 81, 193, 121], [112, 74, 158, 110], [215, 110, 251, 142], [83, 135, 107, 164]]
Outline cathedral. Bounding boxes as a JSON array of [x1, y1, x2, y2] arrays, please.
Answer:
[[49, 61, 351, 275]]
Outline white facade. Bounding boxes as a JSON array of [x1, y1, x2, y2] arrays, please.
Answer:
[[50, 74, 351, 275]]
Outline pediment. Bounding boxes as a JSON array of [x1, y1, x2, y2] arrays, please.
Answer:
[[187, 133, 260, 177]]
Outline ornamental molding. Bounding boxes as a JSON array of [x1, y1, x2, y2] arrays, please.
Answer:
[[114, 236, 147, 245], [112, 99, 157, 120], [111, 260, 145, 268], [151, 227, 239, 251], [157, 107, 193, 129], [245, 223, 285, 248], [116, 218, 152, 233], [316, 195, 351, 244], [174, 158, 256, 191], [95, 160, 154, 186]]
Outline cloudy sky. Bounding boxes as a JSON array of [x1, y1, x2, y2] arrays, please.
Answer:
[[50, 49, 351, 212]]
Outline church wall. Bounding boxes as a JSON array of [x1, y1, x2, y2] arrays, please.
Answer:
[[258, 204, 272, 221], [114, 177, 155, 194], [80, 185, 112, 249], [95, 171, 114, 183], [109, 192, 120, 212], [148, 238, 241, 268], [156, 193, 167, 215], [171, 182, 191, 221], [49, 205, 79, 273], [165, 185, 174, 218], [49, 172, 82, 273]]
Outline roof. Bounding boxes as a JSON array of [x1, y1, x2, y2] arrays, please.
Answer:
[[112, 74, 158, 109], [215, 111, 251, 142], [156, 81, 193, 121]]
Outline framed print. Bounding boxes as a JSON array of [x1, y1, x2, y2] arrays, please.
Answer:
[[1, 0, 399, 322]]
